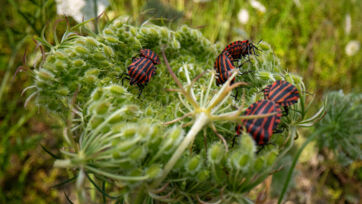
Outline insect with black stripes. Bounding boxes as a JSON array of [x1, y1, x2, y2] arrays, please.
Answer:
[[234, 100, 282, 147], [263, 80, 300, 116], [223, 40, 260, 61], [121, 49, 160, 97], [214, 50, 236, 86]]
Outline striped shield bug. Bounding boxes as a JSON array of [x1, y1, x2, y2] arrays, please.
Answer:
[[235, 100, 282, 146], [121, 49, 160, 97], [263, 80, 300, 115], [140, 49, 161, 65], [223, 40, 260, 61], [214, 51, 236, 86]]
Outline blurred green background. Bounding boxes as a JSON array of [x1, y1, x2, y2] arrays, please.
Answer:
[[0, 0, 360, 203]]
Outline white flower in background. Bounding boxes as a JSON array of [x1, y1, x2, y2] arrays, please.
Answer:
[[293, 0, 301, 7], [56, 0, 109, 23], [56, 0, 85, 22], [237, 9, 249, 24], [345, 40, 360, 56], [250, 0, 266, 13], [345, 14, 351, 35]]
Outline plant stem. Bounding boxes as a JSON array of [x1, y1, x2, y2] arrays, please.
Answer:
[[130, 186, 146, 204], [277, 129, 322, 204], [152, 112, 209, 187]]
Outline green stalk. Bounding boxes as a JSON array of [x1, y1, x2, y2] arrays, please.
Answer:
[[277, 129, 323, 204], [152, 112, 209, 187]]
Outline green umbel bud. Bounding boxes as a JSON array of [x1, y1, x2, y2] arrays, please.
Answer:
[[185, 155, 202, 174], [103, 45, 114, 57], [253, 156, 265, 172], [75, 46, 88, 54], [85, 37, 98, 47], [36, 69, 55, 81], [266, 150, 278, 166], [129, 146, 147, 160], [239, 132, 256, 155], [91, 88, 103, 101], [146, 164, 162, 179], [196, 170, 210, 182], [95, 102, 110, 115], [208, 143, 225, 164]]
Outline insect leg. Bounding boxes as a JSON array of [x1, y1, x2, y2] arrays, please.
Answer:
[[137, 83, 144, 98], [231, 134, 239, 148], [120, 73, 130, 85], [282, 106, 289, 116], [273, 129, 284, 134]]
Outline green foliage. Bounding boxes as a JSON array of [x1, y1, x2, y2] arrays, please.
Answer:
[[315, 91, 362, 166], [0, 0, 63, 203], [29, 17, 323, 203], [2, 0, 360, 203]]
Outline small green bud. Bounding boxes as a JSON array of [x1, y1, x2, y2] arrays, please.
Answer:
[[239, 132, 256, 154], [146, 164, 162, 179], [73, 59, 85, 67], [75, 46, 88, 54], [54, 51, 67, 60], [191, 30, 200, 39], [123, 32, 130, 39], [95, 102, 110, 115], [291, 74, 303, 84], [266, 151, 277, 166], [85, 37, 98, 47], [108, 85, 126, 95], [55, 60, 67, 70], [229, 151, 251, 171], [84, 75, 97, 84], [37, 69, 55, 81], [101, 125, 111, 134], [56, 87, 70, 96], [253, 156, 265, 171], [130, 27, 137, 36], [196, 170, 210, 182], [259, 42, 271, 51], [85, 68, 100, 76], [123, 127, 137, 138], [124, 105, 139, 116], [108, 114, 123, 124], [105, 36, 118, 44], [93, 53, 106, 60], [234, 153, 252, 171], [47, 55, 56, 63], [129, 146, 146, 160], [137, 124, 151, 140], [258, 71, 275, 81], [185, 155, 202, 174], [104, 28, 114, 35], [149, 125, 161, 143], [160, 27, 169, 39], [129, 168, 143, 177], [171, 39, 181, 49], [208, 143, 225, 164], [274, 74, 283, 81], [103, 46, 115, 57], [118, 141, 136, 153], [90, 116, 104, 129]]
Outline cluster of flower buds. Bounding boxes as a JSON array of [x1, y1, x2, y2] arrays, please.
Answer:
[[31, 18, 312, 203]]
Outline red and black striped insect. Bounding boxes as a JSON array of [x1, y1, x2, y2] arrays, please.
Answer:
[[263, 80, 300, 115], [214, 51, 236, 86], [223, 40, 260, 61], [234, 100, 282, 146], [121, 49, 160, 97], [139, 49, 161, 65]]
